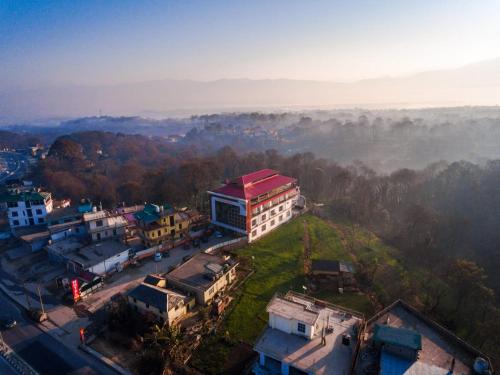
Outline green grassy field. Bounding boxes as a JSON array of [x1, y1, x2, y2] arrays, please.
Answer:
[[224, 214, 373, 343], [191, 214, 396, 373]]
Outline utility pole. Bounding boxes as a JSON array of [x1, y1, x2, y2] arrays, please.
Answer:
[[37, 285, 46, 316]]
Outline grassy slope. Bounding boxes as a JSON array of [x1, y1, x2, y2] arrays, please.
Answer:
[[224, 214, 373, 343], [191, 214, 397, 374]]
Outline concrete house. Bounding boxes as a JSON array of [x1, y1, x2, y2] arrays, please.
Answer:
[[128, 276, 192, 325], [254, 291, 363, 375], [83, 209, 127, 242], [165, 252, 238, 305], [134, 203, 190, 247], [1, 190, 53, 230]]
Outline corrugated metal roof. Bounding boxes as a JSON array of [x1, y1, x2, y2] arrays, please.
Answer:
[[211, 169, 296, 200]]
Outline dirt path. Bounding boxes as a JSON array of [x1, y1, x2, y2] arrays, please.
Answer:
[[326, 220, 383, 311], [303, 220, 311, 275]]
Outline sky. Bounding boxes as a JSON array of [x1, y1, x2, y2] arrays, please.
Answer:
[[1, 0, 500, 89]]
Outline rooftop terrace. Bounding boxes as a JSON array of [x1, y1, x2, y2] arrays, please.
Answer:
[[165, 252, 237, 291], [356, 300, 492, 375], [255, 292, 363, 375]]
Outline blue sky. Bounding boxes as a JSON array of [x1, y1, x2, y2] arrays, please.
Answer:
[[1, 0, 499, 88]]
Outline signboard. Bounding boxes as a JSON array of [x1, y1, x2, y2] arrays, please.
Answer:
[[71, 278, 80, 302], [79, 328, 85, 344]]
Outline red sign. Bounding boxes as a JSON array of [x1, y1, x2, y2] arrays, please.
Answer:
[[71, 278, 80, 302], [79, 328, 85, 344]]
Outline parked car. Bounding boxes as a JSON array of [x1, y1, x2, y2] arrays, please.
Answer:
[[201, 236, 209, 243], [0, 317, 17, 330], [215, 231, 224, 238], [193, 239, 201, 248], [154, 253, 162, 262]]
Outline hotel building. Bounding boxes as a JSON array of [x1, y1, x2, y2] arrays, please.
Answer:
[[208, 169, 300, 242]]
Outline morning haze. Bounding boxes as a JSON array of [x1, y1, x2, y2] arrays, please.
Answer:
[[0, 1, 500, 375]]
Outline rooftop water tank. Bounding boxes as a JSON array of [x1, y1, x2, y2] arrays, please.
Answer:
[[474, 357, 491, 375]]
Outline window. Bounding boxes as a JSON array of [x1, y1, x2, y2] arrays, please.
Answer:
[[157, 230, 161, 236], [7, 202, 18, 208], [96, 220, 103, 227], [279, 205, 284, 212], [11, 211, 18, 217], [261, 214, 266, 221], [252, 230, 257, 237], [169, 216, 175, 226], [261, 224, 266, 232], [146, 303, 150, 309], [179, 223, 182, 230], [251, 218, 257, 227], [37, 217, 44, 224], [13, 219, 19, 226], [209, 287, 215, 295], [36, 208, 42, 215], [170, 229, 175, 236], [271, 209, 276, 216], [297, 322, 306, 333], [214, 201, 246, 230], [271, 219, 275, 226], [113, 229, 117, 236], [287, 211, 291, 217]]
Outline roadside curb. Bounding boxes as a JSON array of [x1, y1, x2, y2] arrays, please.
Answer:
[[0, 281, 118, 374], [79, 344, 133, 375]]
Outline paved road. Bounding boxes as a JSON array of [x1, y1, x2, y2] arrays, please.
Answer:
[[0, 356, 18, 375], [0, 151, 29, 184], [0, 289, 118, 375]]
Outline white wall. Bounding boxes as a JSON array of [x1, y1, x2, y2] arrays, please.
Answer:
[[269, 312, 314, 339], [88, 249, 130, 275], [248, 200, 294, 242], [8, 199, 52, 228]]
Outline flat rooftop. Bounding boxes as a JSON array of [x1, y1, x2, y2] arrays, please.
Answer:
[[165, 252, 237, 291], [46, 238, 84, 255], [64, 240, 130, 268], [357, 300, 491, 375], [255, 293, 363, 375]]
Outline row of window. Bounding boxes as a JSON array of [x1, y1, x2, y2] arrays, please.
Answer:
[[11, 217, 45, 226], [251, 211, 291, 237], [7, 199, 48, 208], [251, 204, 285, 228], [251, 194, 289, 216], [10, 208, 43, 217]]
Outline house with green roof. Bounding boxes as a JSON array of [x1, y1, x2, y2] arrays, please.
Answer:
[[134, 203, 190, 247], [0, 189, 53, 232]]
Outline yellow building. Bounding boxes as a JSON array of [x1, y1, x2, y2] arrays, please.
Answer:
[[134, 203, 190, 247]]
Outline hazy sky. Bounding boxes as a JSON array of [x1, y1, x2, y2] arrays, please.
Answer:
[[1, 0, 500, 88]]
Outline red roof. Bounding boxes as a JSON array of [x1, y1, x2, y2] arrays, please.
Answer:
[[212, 169, 296, 200]]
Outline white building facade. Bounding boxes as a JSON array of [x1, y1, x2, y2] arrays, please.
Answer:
[[208, 169, 300, 242], [3, 190, 53, 230]]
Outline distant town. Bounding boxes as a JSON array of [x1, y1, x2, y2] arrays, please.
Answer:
[[0, 152, 494, 375]]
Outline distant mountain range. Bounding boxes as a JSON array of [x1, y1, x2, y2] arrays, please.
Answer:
[[1, 58, 499, 124]]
